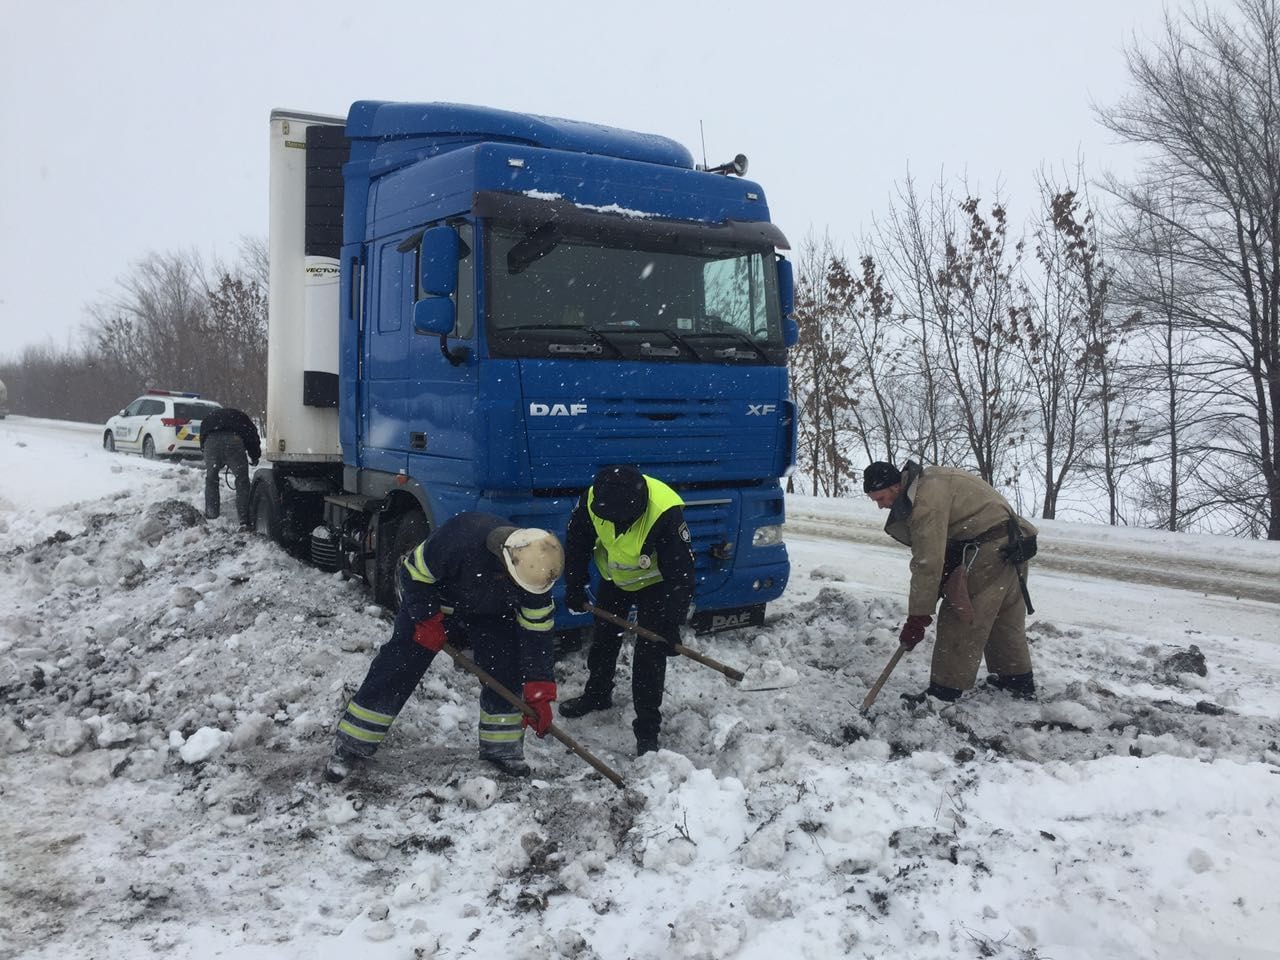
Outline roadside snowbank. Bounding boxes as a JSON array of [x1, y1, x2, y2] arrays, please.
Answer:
[[2, 419, 1278, 960]]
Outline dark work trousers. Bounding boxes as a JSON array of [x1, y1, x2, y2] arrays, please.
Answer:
[[203, 432, 250, 523], [581, 579, 679, 742], [335, 600, 527, 761]]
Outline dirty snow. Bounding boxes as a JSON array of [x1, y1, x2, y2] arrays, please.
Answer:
[[1, 414, 1278, 960]]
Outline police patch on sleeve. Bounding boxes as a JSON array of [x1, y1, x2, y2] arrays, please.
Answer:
[[679, 523, 691, 543]]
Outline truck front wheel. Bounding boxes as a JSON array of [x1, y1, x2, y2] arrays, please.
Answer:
[[377, 510, 429, 609]]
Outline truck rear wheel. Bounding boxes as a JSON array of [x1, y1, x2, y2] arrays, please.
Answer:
[[250, 480, 283, 542]]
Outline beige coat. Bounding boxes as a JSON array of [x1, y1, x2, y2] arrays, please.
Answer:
[[884, 463, 1038, 689], [884, 464, 1037, 616]]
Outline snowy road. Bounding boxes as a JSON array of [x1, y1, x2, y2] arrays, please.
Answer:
[[787, 500, 1280, 606]]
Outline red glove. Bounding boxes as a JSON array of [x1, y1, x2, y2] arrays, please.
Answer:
[[412, 612, 447, 652], [899, 614, 933, 651], [521, 681, 557, 737]]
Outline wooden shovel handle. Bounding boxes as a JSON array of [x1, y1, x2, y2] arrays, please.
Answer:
[[862, 645, 907, 711], [439, 642, 625, 788], [585, 603, 746, 683]]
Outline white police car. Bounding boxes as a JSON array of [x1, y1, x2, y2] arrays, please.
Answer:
[[103, 390, 221, 460]]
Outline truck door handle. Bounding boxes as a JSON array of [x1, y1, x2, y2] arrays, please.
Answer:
[[410, 432, 427, 450]]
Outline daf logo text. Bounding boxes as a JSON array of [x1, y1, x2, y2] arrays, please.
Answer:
[[747, 404, 777, 416], [529, 402, 588, 417]]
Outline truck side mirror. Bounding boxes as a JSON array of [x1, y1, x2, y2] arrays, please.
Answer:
[[419, 225, 459, 297], [414, 297, 456, 336], [777, 257, 798, 347]]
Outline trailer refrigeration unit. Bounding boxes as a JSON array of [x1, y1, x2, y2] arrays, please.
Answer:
[[251, 101, 798, 635]]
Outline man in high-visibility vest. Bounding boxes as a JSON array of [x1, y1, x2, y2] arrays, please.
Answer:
[[558, 465, 695, 756]]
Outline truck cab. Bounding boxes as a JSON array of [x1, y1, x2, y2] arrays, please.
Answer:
[[256, 102, 796, 633]]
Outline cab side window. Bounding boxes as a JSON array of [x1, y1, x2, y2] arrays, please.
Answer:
[[455, 223, 474, 339]]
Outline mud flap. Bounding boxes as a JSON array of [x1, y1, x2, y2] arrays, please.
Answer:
[[690, 604, 765, 635]]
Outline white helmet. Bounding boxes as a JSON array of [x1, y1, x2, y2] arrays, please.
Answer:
[[500, 527, 564, 594]]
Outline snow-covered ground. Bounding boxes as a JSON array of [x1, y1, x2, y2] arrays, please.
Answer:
[[2, 414, 1278, 960]]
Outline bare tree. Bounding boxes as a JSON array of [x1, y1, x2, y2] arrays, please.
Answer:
[[873, 176, 966, 467], [86, 245, 268, 420], [202, 272, 268, 421], [834, 254, 909, 466], [928, 194, 1031, 485], [0, 342, 136, 423], [89, 249, 211, 392], [1099, 0, 1280, 538], [1018, 183, 1099, 518], [790, 232, 860, 495], [1110, 193, 1222, 530]]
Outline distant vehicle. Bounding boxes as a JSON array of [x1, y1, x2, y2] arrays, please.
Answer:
[[0, 377, 7, 418], [104, 390, 221, 460]]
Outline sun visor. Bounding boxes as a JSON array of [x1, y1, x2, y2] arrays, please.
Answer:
[[472, 191, 790, 252]]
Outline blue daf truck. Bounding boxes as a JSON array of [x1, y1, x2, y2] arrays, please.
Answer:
[[250, 101, 796, 635]]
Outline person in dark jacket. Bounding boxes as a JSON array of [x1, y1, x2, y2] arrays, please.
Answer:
[[864, 460, 1038, 703], [326, 513, 564, 782], [558, 465, 695, 756], [199, 406, 262, 530]]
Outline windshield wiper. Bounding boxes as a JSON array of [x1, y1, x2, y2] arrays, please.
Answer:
[[628, 328, 707, 361], [499, 323, 624, 357], [681, 328, 771, 362]]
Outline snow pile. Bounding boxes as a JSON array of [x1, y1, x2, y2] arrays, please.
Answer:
[[1, 415, 1279, 960]]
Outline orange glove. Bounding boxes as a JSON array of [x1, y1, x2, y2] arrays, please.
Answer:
[[899, 614, 933, 650], [412, 612, 447, 652], [521, 681, 557, 737]]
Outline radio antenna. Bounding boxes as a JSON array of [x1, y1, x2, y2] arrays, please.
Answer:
[[699, 120, 708, 171]]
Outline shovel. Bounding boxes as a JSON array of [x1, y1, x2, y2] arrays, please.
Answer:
[[438, 641, 625, 789], [584, 603, 798, 692]]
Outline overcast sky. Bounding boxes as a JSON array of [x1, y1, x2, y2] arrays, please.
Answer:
[[0, 0, 1211, 361]]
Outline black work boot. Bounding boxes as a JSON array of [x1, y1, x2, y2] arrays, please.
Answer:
[[558, 689, 613, 719], [635, 737, 659, 756], [324, 743, 366, 783], [900, 682, 963, 706], [985, 672, 1036, 700], [483, 755, 532, 778]]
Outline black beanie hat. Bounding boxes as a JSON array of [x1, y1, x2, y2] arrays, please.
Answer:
[[862, 461, 902, 493], [592, 465, 648, 524]]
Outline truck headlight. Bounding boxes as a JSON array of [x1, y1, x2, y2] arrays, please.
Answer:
[[752, 524, 783, 547]]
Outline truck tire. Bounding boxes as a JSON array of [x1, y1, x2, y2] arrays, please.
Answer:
[[378, 510, 429, 609], [103, 431, 116, 452], [250, 480, 283, 543]]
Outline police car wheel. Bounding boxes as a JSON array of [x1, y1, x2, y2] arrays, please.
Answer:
[[103, 431, 116, 453], [142, 436, 156, 460]]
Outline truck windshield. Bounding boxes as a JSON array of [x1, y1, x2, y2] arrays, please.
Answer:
[[485, 224, 785, 364]]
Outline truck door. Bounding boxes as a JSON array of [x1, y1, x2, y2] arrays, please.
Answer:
[[405, 223, 479, 494]]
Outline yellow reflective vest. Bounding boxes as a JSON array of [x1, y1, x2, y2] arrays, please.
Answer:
[[588, 475, 684, 591]]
